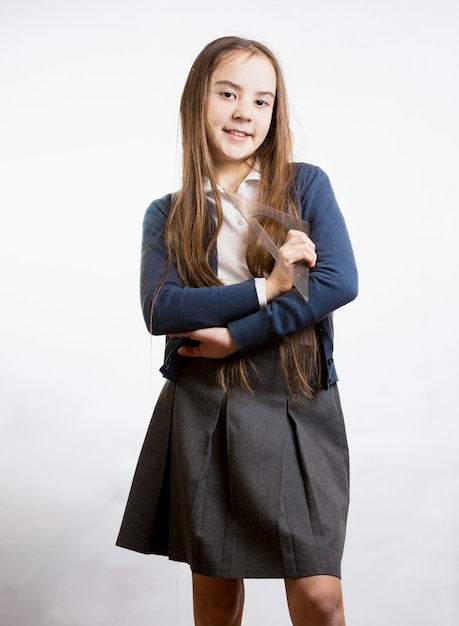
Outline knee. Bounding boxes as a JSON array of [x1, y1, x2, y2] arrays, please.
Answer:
[[193, 577, 244, 626], [286, 576, 344, 624], [201, 591, 242, 623], [304, 582, 341, 618]]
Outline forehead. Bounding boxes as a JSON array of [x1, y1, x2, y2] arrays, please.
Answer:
[[211, 51, 277, 91]]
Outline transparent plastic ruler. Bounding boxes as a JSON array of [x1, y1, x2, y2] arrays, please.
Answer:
[[219, 189, 311, 301]]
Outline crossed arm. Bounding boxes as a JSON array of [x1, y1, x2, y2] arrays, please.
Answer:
[[141, 166, 358, 361], [171, 229, 317, 359]]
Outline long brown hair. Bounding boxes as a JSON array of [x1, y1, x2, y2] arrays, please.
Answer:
[[161, 36, 320, 397]]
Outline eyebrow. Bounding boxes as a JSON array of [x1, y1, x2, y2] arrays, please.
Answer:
[[212, 80, 276, 100]]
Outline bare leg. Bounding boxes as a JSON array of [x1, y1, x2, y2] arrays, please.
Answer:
[[284, 576, 346, 626], [192, 573, 244, 626]]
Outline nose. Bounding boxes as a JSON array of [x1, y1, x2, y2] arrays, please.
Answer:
[[232, 100, 252, 122]]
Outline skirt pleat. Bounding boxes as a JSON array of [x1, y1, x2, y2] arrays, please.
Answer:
[[116, 348, 350, 579]]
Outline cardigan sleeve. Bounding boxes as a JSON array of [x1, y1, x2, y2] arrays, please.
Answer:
[[227, 164, 358, 353], [140, 194, 261, 335]]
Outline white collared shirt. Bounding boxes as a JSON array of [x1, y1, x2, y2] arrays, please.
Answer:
[[206, 169, 267, 308]]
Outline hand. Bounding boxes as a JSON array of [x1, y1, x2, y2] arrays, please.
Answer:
[[266, 229, 317, 301], [169, 327, 238, 359]]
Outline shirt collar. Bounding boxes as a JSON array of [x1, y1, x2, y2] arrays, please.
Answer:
[[203, 164, 261, 193]]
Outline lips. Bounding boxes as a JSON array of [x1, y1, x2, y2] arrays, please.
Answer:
[[224, 129, 251, 138]]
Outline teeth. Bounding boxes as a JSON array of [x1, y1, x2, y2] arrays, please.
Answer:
[[228, 130, 247, 137]]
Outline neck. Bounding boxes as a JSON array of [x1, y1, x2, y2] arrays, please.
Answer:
[[215, 159, 254, 192]]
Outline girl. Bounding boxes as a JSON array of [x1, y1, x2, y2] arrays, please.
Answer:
[[117, 36, 358, 626]]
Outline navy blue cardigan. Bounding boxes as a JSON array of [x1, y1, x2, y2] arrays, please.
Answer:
[[140, 163, 358, 387]]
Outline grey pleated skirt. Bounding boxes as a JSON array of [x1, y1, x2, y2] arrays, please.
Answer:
[[116, 347, 350, 579]]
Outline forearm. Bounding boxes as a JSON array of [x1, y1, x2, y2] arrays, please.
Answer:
[[229, 258, 358, 354], [141, 197, 262, 335], [143, 278, 261, 335]]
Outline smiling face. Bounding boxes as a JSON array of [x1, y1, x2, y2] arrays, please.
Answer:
[[205, 51, 277, 184]]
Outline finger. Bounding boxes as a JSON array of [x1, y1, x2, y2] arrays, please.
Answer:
[[284, 229, 315, 246], [278, 249, 317, 270], [284, 228, 307, 240], [279, 245, 315, 264], [177, 344, 201, 357], [169, 330, 202, 341], [282, 233, 315, 253]]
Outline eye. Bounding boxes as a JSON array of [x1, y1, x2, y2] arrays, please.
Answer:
[[220, 91, 236, 99], [255, 99, 270, 107]]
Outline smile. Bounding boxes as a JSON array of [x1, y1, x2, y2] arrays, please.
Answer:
[[224, 129, 251, 138]]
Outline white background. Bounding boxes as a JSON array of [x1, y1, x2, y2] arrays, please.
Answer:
[[1, 1, 458, 624]]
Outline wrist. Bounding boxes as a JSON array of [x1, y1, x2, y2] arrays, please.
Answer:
[[265, 276, 283, 302]]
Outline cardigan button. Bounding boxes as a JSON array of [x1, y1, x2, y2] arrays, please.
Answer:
[[327, 358, 334, 365]]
